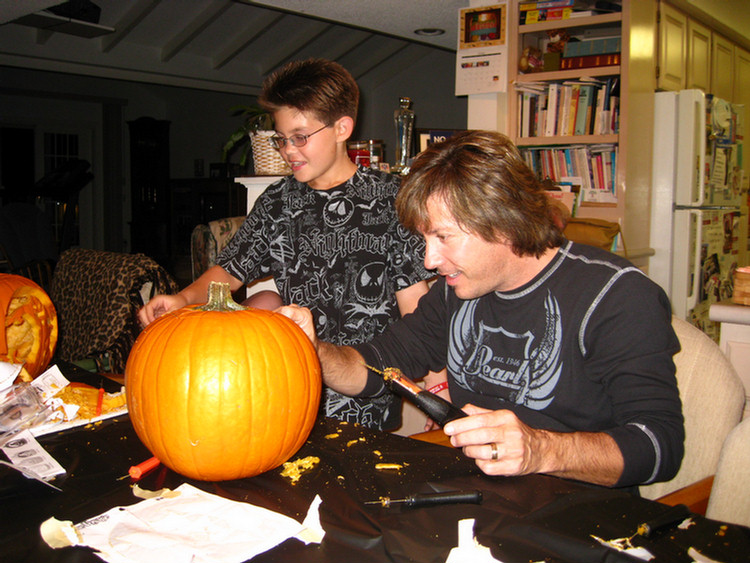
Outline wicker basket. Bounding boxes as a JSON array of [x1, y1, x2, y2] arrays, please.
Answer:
[[250, 131, 291, 176]]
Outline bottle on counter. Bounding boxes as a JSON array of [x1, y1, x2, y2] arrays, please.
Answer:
[[393, 97, 414, 175]]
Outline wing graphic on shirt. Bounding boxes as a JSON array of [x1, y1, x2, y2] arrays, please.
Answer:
[[448, 292, 563, 409]]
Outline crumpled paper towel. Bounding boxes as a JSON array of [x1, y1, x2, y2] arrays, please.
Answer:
[[0, 362, 23, 394], [40, 482, 324, 563], [445, 518, 502, 563]]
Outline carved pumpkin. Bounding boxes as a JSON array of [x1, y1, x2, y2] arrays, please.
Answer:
[[125, 282, 321, 481], [0, 274, 58, 379]]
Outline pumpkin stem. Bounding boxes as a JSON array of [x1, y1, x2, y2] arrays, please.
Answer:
[[200, 282, 247, 312]]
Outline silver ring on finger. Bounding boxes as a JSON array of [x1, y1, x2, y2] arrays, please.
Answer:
[[490, 442, 499, 461]]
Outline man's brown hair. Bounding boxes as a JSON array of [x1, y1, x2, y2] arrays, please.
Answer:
[[396, 130, 564, 257], [259, 58, 359, 126]]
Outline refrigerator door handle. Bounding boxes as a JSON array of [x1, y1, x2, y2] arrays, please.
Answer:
[[687, 209, 703, 312], [693, 93, 706, 207]]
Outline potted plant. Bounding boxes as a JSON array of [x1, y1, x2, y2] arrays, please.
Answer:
[[222, 104, 291, 176]]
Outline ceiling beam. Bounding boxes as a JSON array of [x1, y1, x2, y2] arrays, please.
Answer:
[[358, 44, 434, 89], [259, 20, 333, 75], [315, 28, 372, 62], [161, 0, 233, 62], [101, 0, 160, 53], [212, 10, 284, 70]]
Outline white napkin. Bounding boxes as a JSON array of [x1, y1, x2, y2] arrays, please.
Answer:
[[445, 518, 502, 563], [0, 362, 22, 394], [41, 483, 324, 563]]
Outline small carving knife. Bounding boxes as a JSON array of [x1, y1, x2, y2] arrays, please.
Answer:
[[634, 503, 692, 537], [365, 490, 483, 508], [365, 365, 467, 427]]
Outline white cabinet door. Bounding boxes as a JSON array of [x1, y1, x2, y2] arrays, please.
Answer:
[[686, 18, 711, 91], [711, 34, 734, 100], [734, 46, 750, 191], [658, 2, 687, 91]]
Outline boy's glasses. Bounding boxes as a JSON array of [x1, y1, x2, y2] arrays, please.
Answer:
[[270, 124, 329, 149]]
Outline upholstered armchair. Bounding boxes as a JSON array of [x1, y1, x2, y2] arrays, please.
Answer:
[[190, 216, 245, 280], [50, 248, 180, 373]]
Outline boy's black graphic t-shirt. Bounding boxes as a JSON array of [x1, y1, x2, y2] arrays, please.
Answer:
[[218, 166, 433, 430]]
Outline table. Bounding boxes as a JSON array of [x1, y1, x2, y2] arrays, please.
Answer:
[[709, 299, 750, 419], [2, 366, 749, 563]]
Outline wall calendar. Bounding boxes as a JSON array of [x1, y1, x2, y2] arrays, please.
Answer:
[[455, 3, 508, 96]]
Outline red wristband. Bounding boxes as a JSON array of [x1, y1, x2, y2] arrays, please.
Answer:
[[427, 382, 449, 395]]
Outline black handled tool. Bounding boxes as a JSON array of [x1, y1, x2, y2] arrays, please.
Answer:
[[365, 490, 483, 508], [365, 365, 467, 427], [635, 504, 691, 537]]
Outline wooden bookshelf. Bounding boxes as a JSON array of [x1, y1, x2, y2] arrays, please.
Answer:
[[508, 1, 628, 216]]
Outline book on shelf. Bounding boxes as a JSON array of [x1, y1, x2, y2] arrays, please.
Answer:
[[516, 78, 618, 139], [560, 53, 620, 70], [519, 144, 618, 204], [519, 0, 574, 9], [568, 10, 596, 17], [563, 37, 621, 57], [545, 83, 560, 137], [574, 84, 594, 136], [519, 7, 572, 24], [544, 189, 579, 217]]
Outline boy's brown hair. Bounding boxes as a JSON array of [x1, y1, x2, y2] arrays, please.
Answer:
[[259, 58, 359, 126]]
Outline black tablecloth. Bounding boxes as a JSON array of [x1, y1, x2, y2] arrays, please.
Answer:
[[2, 366, 749, 562]]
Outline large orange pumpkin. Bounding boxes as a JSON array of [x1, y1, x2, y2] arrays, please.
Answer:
[[0, 273, 58, 379], [125, 282, 321, 481]]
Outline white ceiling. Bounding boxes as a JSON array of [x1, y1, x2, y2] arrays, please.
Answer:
[[0, 0, 464, 95], [0, 1, 748, 96], [249, 0, 466, 50]]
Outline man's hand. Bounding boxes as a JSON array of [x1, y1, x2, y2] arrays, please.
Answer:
[[276, 304, 318, 349], [138, 294, 189, 326], [443, 405, 548, 477], [443, 404, 624, 486]]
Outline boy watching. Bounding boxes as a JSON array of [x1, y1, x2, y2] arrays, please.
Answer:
[[139, 58, 444, 430]]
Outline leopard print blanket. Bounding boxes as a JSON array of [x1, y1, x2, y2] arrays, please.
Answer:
[[50, 248, 179, 373]]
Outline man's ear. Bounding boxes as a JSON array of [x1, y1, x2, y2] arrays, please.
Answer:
[[334, 116, 355, 142]]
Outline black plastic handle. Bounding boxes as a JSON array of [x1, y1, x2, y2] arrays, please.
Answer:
[[411, 390, 468, 427], [637, 504, 691, 537], [406, 490, 483, 508]]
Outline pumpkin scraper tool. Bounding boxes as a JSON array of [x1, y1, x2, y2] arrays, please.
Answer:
[[364, 365, 467, 427], [365, 490, 483, 508]]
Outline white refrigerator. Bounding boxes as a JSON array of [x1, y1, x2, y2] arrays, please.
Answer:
[[649, 89, 746, 341]]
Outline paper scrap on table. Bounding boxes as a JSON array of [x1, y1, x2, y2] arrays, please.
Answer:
[[445, 518, 502, 563], [688, 547, 725, 563], [40, 483, 325, 563], [1, 429, 65, 482], [591, 534, 654, 560], [0, 362, 23, 394]]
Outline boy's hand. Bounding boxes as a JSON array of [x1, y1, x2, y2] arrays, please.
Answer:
[[277, 304, 318, 349], [138, 294, 188, 327]]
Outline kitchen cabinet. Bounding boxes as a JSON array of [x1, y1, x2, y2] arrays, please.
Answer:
[[734, 46, 750, 192], [686, 18, 711, 91], [711, 33, 735, 101], [657, 1, 687, 91]]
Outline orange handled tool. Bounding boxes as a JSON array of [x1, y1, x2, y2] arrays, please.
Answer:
[[128, 456, 160, 480]]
